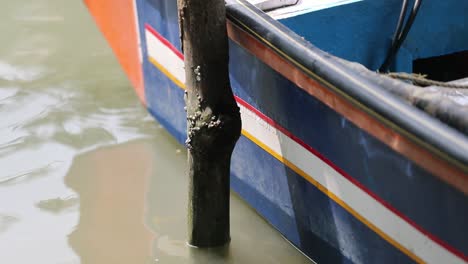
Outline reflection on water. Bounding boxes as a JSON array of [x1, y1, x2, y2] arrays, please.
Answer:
[[0, 0, 311, 263], [66, 141, 155, 264], [65, 138, 310, 264]]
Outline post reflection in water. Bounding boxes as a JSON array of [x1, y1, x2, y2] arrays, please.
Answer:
[[65, 140, 155, 264], [0, 0, 311, 262], [65, 135, 311, 264]]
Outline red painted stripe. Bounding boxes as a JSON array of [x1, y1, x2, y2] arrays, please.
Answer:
[[145, 24, 184, 60], [236, 96, 467, 262], [144, 25, 467, 261], [227, 21, 468, 197]]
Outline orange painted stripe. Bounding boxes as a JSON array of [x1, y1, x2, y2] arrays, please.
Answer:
[[148, 45, 425, 261], [149, 50, 433, 262], [226, 20, 467, 261], [84, 0, 145, 104], [242, 129, 425, 263], [226, 20, 468, 196], [145, 27, 464, 261], [148, 57, 186, 89]]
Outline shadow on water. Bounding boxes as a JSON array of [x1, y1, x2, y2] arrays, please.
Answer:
[[65, 131, 311, 264]]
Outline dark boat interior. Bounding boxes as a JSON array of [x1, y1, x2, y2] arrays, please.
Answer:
[[261, 0, 467, 79], [249, 0, 468, 134]]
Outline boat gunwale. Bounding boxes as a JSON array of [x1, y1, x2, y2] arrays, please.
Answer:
[[225, 0, 468, 173]]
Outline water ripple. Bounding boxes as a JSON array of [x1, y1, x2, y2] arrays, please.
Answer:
[[0, 161, 63, 186], [36, 195, 79, 214], [0, 214, 19, 233], [0, 87, 19, 101], [0, 61, 44, 82]]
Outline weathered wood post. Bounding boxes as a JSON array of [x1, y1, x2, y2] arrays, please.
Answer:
[[177, 0, 242, 247]]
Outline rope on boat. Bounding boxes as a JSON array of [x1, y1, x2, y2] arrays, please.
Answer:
[[385, 72, 468, 89]]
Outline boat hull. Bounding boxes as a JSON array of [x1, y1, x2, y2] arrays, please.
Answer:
[[84, 0, 468, 263]]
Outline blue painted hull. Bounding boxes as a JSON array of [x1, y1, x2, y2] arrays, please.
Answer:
[[86, 0, 468, 263]]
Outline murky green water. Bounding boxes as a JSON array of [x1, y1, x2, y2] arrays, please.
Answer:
[[0, 0, 311, 263]]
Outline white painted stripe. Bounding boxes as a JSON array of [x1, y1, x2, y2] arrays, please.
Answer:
[[132, 0, 143, 63], [248, 0, 299, 11], [143, 26, 464, 263], [267, 0, 363, 20], [145, 29, 186, 85], [238, 103, 464, 264]]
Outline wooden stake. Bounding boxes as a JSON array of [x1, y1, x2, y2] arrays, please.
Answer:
[[177, 0, 242, 247]]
